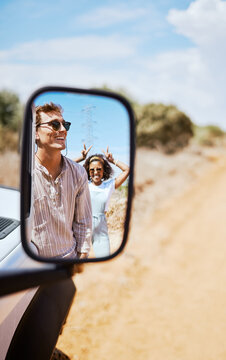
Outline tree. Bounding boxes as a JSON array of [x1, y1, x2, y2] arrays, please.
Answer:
[[0, 90, 23, 152], [0, 90, 23, 131]]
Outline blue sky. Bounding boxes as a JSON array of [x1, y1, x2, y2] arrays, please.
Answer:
[[0, 0, 226, 129]]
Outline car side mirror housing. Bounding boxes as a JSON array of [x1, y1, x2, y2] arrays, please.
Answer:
[[20, 86, 135, 264]]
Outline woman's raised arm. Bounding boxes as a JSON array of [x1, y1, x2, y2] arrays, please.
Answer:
[[102, 146, 130, 189]]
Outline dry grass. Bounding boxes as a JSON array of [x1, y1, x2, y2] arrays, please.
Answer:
[[106, 189, 127, 253], [0, 128, 19, 153], [106, 189, 127, 232], [0, 151, 20, 188]]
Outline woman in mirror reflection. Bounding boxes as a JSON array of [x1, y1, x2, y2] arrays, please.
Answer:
[[75, 146, 129, 257]]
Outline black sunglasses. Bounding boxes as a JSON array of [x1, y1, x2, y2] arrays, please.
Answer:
[[89, 168, 103, 172], [37, 120, 71, 131]]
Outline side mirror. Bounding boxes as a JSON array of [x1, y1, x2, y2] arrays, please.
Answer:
[[21, 86, 135, 264]]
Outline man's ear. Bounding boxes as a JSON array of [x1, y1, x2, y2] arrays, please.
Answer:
[[35, 131, 39, 141], [35, 132, 40, 145]]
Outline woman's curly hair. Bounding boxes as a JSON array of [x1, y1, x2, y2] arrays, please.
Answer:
[[84, 154, 113, 181]]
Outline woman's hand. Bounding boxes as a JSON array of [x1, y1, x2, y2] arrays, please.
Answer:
[[103, 145, 130, 189], [81, 144, 92, 160], [74, 144, 92, 163], [102, 146, 114, 164]]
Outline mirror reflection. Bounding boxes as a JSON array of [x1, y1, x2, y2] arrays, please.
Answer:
[[30, 91, 130, 260]]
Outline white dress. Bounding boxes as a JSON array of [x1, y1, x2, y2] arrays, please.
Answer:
[[88, 178, 115, 257]]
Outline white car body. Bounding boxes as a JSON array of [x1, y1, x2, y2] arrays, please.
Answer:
[[0, 186, 39, 359]]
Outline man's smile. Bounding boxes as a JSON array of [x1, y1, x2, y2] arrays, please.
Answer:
[[55, 136, 66, 141]]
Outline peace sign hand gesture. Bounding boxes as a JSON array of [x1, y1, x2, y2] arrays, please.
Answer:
[[102, 146, 114, 164], [81, 144, 92, 160]]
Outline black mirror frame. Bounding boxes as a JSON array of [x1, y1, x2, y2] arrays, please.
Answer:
[[20, 86, 135, 265]]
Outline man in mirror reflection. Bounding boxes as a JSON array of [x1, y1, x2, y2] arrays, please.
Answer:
[[32, 102, 92, 259], [75, 146, 130, 257]]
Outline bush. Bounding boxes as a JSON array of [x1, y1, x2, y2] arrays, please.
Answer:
[[136, 103, 193, 154], [0, 90, 23, 132], [0, 90, 23, 153], [192, 124, 226, 146]]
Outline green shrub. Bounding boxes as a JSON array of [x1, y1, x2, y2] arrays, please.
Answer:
[[0, 90, 23, 153], [0, 90, 23, 132], [136, 103, 193, 153], [192, 125, 225, 146]]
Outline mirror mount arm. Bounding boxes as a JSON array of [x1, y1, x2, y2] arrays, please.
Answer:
[[0, 263, 79, 297]]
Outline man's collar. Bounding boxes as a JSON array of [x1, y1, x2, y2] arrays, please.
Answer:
[[35, 155, 68, 178]]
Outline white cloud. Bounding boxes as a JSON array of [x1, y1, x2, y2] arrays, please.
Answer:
[[167, 0, 226, 47], [162, 0, 226, 129], [0, 62, 140, 103], [75, 5, 146, 29], [0, 35, 137, 62], [134, 47, 219, 125]]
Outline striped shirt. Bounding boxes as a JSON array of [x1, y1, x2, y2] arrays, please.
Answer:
[[31, 156, 92, 259]]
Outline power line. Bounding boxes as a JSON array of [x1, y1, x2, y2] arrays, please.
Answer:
[[81, 105, 97, 146]]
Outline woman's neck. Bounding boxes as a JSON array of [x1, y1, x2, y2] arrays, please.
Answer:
[[91, 180, 102, 186]]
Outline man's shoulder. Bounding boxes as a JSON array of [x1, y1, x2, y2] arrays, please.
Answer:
[[64, 157, 86, 176]]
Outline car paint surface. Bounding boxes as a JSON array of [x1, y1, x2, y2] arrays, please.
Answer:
[[0, 186, 40, 359]]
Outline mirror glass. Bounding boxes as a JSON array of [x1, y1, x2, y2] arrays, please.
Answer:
[[27, 90, 131, 261]]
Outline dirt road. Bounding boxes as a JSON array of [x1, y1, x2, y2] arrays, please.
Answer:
[[56, 146, 226, 360]]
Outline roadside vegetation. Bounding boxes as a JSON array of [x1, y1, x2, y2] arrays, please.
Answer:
[[135, 103, 226, 153], [101, 86, 226, 153], [0, 90, 23, 153], [192, 124, 226, 147], [0, 90, 23, 187], [135, 103, 193, 154]]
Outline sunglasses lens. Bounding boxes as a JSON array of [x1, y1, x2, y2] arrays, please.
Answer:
[[51, 121, 61, 131], [64, 122, 71, 131]]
